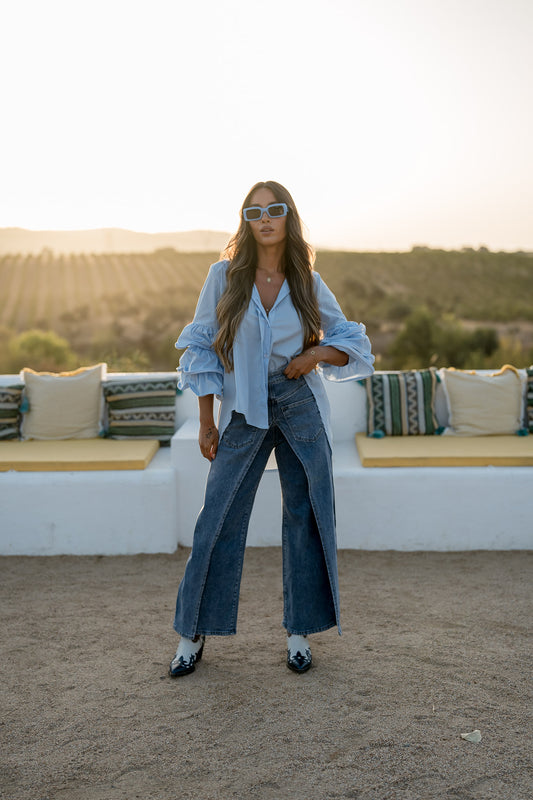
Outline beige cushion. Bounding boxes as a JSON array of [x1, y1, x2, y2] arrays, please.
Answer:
[[440, 365, 524, 436], [0, 438, 159, 471], [355, 431, 533, 467], [21, 364, 106, 440]]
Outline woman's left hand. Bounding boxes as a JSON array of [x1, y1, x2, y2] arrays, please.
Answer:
[[284, 349, 318, 379]]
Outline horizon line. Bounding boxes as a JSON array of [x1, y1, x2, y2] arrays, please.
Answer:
[[0, 226, 531, 255]]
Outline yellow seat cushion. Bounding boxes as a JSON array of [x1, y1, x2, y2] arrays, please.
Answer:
[[355, 432, 533, 467], [0, 438, 160, 471]]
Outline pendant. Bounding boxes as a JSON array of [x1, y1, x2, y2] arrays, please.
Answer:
[[266, 276, 272, 283]]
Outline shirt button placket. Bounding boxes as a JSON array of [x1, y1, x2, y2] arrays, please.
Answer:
[[262, 317, 271, 408]]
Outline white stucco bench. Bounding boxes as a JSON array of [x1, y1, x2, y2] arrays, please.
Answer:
[[173, 378, 533, 551], [1, 372, 532, 554], [0, 373, 188, 556]]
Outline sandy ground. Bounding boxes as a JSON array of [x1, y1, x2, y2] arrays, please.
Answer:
[[1, 548, 532, 800]]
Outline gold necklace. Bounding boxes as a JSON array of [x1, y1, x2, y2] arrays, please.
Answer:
[[259, 268, 280, 284]]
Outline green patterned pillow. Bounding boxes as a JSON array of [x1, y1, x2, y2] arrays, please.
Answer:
[[0, 384, 24, 440], [102, 377, 179, 442], [363, 368, 440, 436], [527, 367, 533, 434]]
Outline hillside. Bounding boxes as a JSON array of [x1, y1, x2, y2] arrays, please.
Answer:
[[0, 228, 231, 254], [1, 248, 532, 372], [316, 248, 533, 321]]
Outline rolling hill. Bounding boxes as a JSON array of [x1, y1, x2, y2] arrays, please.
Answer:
[[0, 228, 231, 255]]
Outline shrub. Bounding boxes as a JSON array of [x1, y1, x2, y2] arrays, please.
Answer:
[[386, 308, 501, 369], [7, 329, 78, 373]]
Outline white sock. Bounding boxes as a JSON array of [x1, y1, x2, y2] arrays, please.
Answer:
[[287, 634, 310, 657], [172, 636, 203, 664]]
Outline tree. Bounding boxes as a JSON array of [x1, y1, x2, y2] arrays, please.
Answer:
[[388, 307, 438, 368]]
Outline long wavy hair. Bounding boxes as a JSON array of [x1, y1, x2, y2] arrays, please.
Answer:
[[214, 180, 321, 371]]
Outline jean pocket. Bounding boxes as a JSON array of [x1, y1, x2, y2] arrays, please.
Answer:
[[282, 392, 323, 443], [221, 412, 259, 449]]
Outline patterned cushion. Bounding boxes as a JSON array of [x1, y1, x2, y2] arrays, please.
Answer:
[[363, 368, 439, 436], [103, 377, 179, 442], [526, 366, 533, 433], [0, 384, 24, 440]]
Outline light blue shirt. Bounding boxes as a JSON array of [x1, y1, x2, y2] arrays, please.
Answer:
[[176, 260, 374, 444]]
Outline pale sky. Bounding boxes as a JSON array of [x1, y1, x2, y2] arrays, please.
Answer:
[[1, 0, 532, 251]]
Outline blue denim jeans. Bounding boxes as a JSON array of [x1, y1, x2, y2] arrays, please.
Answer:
[[173, 370, 341, 637]]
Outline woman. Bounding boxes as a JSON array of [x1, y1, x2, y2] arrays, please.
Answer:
[[169, 181, 374, 677]]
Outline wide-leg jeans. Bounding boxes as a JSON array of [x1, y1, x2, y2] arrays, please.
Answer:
[[173, 370, 341, 638]]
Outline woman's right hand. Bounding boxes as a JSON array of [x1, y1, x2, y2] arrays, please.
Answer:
[[199, 422, 219, 461]]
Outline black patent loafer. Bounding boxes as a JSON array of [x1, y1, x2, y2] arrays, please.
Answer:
[[168, 636, 205, 678], [287, 646, 312, 673]]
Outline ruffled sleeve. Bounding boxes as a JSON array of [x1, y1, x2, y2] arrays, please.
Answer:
[[315, 272, 375, 382], [176, 322, 225, 397], [175, 261, 228, 397]]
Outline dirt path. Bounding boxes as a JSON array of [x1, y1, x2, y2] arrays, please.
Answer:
[[1, 549, 531, 800]]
